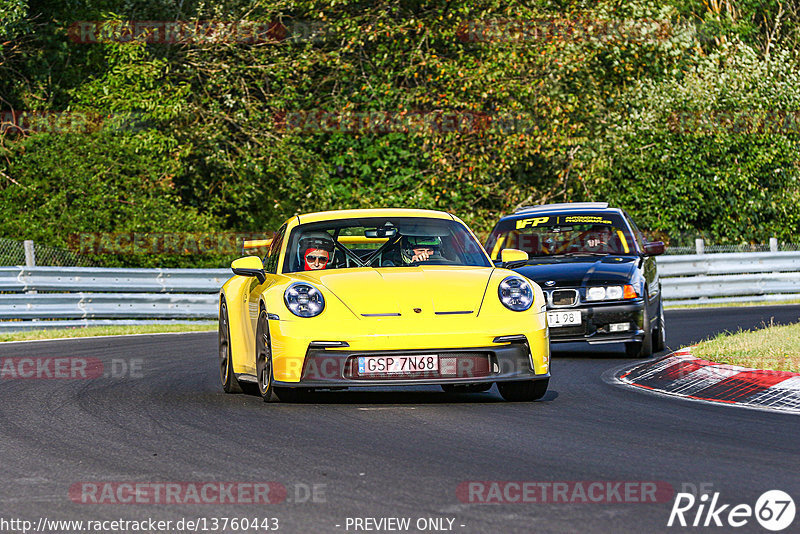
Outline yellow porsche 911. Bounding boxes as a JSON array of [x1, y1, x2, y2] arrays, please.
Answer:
[[218, 208, 550, 402]]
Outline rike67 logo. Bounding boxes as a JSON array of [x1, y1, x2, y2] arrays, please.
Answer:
[[668, 490, 795, 531]]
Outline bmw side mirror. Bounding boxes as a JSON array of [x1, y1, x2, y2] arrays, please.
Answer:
[[643, 241, 665, 256], [231, 256, 266, 284]]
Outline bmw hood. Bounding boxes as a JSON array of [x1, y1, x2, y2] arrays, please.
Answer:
[[514, 256, 637, 287], [294, 266, 494, 316]]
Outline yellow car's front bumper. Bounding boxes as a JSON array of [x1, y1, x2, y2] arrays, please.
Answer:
[[267, 313, 549, 385]]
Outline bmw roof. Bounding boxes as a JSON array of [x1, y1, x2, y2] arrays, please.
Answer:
[[514, 202, 609, 214]]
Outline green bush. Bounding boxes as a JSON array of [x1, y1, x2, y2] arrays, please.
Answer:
[[587, 40, 800, 244], [1, 1, 798, 266]]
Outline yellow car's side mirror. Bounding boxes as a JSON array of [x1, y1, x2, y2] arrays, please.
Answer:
[[231, 256, 266, 284], [500, 248, 528, 267]]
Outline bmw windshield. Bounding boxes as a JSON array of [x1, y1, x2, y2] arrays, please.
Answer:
[[485, 213, 637, 260]]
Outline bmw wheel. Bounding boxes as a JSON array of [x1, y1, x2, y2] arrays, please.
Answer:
[[653, 297, 666, 352], [625, 290, 653, 358]]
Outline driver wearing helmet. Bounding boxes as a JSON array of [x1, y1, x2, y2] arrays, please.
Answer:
[[585, 226, 613, 252], [298, 231, 335, 271], [401, 235, 443, 264]]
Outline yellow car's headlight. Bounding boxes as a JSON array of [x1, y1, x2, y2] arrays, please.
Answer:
[[284, 283, 325, 317], [498, 276, 534, 312]]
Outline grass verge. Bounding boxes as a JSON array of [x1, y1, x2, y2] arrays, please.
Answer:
[[691, 321, 800, 372], [0, 323, 215, 343], [666, 298, 800, 309]]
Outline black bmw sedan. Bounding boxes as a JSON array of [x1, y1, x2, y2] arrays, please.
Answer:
[[485, 202, 666, 357]]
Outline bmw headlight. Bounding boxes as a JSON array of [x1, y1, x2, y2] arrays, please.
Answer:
[[498, 276, 534, 312], [284, 283, 325, 317], [585, 285, 638, 302]]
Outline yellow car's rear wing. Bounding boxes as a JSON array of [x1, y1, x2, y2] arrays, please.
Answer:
[[243, 239, 272, 250]]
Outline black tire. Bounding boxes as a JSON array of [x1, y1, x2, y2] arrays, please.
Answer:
[[625, 291, 654, 358], [497, 378, 549, 402], [219, 299, 243, 394], [653, 296, 666, 352], [624, 342, 643, 358], [255, 310, 274, 402], [441, 383, 493, 393]]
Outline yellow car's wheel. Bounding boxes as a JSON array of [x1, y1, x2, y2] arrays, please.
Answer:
[[256, 310, 275, 402], [497, 378, 548, 402], [219, 299, 243, 394]]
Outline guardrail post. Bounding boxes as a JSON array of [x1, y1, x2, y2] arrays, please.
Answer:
[[23, 241, 38, 297], [770, 237, 778, 252], [24, 240, 36, 267], [695, 238, 704, 255]]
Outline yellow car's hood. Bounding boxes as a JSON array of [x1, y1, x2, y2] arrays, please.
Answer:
[[294, 266, 494, 316]]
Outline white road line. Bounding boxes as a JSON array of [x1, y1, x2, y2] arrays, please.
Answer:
[[0, 330, 215, 345]]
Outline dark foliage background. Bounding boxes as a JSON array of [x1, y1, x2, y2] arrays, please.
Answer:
[[1, 0, 798, 266]]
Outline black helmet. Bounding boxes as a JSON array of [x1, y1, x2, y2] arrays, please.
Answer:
[[401, 235, 442, 264], [299, 231, 335, 253]]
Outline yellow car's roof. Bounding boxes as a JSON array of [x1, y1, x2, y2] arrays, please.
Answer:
[[295, 208, 455, 225]]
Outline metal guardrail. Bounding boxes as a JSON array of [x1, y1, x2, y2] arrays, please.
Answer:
[[0, 253, 798, 331], [0, 267, 229, 293], [658, 252, 800, 276], [0, 293, 218, 319], [0, 267, 228, 331], [659, 251, 800, 305]]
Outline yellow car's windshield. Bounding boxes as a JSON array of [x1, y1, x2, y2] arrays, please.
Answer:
[[283, 217, 491, 273]]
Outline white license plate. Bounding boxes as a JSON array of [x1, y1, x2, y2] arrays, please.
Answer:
[[357, 355, 438, 374], [547, 310, 581, 327]]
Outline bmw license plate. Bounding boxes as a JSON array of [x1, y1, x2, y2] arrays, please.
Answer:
[[358, 355, 438, 375], [547, 310, 581, 327]]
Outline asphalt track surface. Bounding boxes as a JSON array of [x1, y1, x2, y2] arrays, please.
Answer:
[[1, 306, 799, 534]]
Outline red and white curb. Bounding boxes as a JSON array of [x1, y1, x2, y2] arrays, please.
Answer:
[[619, 347, 800, 414]]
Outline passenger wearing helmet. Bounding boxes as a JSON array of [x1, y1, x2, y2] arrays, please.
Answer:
[[298, 231, 335, 271], [401, 235, 443, 264]]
